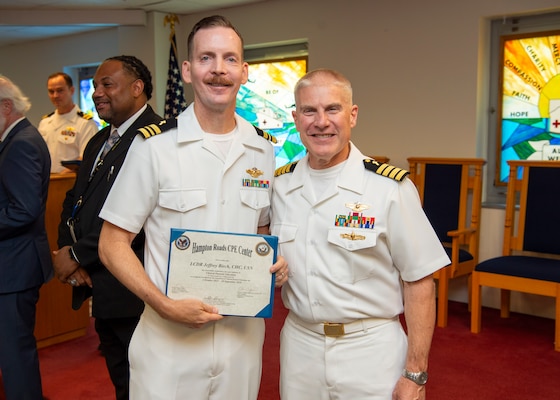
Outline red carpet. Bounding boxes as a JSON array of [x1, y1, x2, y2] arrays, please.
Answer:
[[1, 289, 559, 399], [37, 332, 113, 399], [428, 301, 559, 399]]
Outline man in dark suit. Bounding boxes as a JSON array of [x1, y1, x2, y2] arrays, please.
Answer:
[[0, 75, 52, 399], [52, 56, 162, 400]]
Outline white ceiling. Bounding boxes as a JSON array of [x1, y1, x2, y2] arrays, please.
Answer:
[[0, 0, 268, 47]]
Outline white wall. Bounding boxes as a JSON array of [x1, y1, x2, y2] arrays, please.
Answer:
[[0, 12, 166, 126], [1, 0, 558, 318]]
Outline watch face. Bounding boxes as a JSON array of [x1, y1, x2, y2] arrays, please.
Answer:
[[403, 369, 428, 385], [417, 372, 428, 385]]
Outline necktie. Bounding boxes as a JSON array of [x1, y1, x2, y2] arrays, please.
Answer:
[[101, 127, 119, 159]]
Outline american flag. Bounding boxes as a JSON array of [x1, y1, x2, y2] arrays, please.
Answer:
[[164, 32, 187, 119]]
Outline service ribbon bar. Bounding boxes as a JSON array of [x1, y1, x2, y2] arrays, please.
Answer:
[[242, 178, 270, 188], [335, 212, 375, 229]]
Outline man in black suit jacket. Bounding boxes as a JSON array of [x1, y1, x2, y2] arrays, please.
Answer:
[[52, 56, 163, 400], [0, 75, 52, 399]]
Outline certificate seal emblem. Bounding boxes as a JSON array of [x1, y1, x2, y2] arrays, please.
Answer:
[[175, 234, 191, 250], [255, 242, 271, 256]]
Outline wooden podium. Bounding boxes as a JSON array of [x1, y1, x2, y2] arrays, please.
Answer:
[[35, 173, 90, 349]]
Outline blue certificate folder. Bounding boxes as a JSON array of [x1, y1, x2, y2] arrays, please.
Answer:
[[166, 229, 278, 318]]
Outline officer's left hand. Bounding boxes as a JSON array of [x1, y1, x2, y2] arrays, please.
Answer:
[[271, 255, 289, 287], [66, 267, 93, 288], [392, 376, 425, 400], [53, 245, 79, 282]]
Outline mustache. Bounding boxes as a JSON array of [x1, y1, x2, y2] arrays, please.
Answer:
[[205, 77, 234, 86]]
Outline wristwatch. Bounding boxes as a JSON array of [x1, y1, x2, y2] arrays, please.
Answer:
[[402, 369, 428, 385]]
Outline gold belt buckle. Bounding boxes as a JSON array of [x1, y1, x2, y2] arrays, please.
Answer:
[[323, 323, 345, 337]]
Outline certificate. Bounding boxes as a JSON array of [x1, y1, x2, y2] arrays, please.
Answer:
[[166, 229, 278, 318]]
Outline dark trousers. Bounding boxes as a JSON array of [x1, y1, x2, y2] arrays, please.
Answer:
[[94, 316, 140, 400], [0, 286, 43, 400]]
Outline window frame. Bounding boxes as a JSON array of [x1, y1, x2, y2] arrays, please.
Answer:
[[484, 12, 560, 206]]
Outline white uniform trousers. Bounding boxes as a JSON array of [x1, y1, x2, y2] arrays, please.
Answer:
[[129, 305, 265, 400], [280, 312, 407, 400]]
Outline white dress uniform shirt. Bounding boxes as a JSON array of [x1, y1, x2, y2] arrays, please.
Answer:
[[271, 142, 450, 323], [99, 104, 276, 400], [38, 105, 98, 173]]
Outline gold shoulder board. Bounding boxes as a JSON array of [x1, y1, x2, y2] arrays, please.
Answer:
[[137, 119, 176, 139], [275, 161, 298, 177], [42, 111, 55, 119], [254, 126, 278, 144], [363, 159, 409, 182], [77, 111, 92, 120]]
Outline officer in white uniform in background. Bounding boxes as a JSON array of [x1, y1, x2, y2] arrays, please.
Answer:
[[38, 72, 98, 173], [97, 15, 288, 400], [271, 69, 450, 400]]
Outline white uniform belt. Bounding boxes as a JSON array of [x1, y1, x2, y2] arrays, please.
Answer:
[[288, 312, 397, 337]]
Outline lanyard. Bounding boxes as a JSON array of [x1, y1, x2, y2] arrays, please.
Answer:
[[67, 133, 121, 241], [89, 136, 121, 182]]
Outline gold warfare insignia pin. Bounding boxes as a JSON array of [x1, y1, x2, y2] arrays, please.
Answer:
[[340, 232, 366, 241], [246, 167, 263, 178], [345, 202, 370, 213]]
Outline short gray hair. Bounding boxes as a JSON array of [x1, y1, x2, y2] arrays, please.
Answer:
[[294, 68, 353, 103]]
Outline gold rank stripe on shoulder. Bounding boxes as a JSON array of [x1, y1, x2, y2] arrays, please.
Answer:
[[363, 159, 409, 182], [377, 164, 409, 181], [42, 111, 54, 119], [137, 119, 176, 139], [254, 126, 278, 144], [260, 130, 278, 144], [138, 124, 162, 138], [275, 161, 298, 177], [77, 111, 92, 120]]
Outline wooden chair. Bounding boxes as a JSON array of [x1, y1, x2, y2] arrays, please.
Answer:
[[471, 160, 560, 351], [407, 157, 486, 327]]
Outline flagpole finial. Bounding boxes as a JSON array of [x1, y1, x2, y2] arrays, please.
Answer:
[[164, 14, 179, 38]]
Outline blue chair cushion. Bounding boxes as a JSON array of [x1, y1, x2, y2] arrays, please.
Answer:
[[423, 164, 462, 243], [523, 167, 560, 254], [475, 255, 560, 283], [443, 247, 473, 263]]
